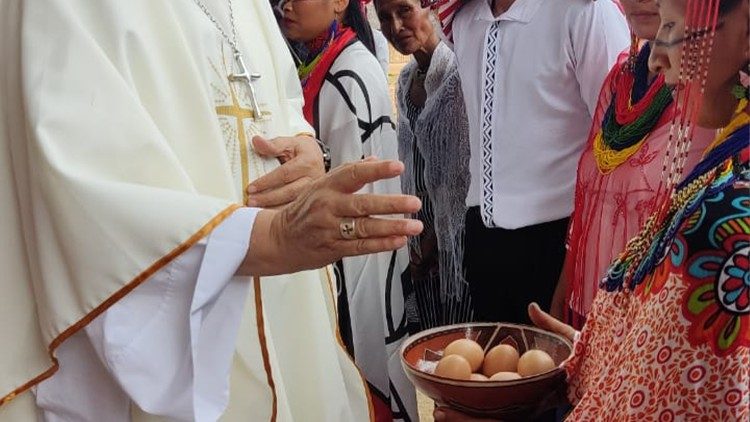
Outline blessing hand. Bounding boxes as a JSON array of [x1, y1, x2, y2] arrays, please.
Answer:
[[239, 159, 423, 276], [246, 134, 325, 208]]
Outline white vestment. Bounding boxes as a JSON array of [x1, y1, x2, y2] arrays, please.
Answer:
[[0, 0, 372, 421], [313, 41, 418, 421]]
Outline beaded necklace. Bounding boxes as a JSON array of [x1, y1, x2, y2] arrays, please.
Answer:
[[602, 99, 749, 293], [297, 21, 341, 87], [594, 44, 674, 173]]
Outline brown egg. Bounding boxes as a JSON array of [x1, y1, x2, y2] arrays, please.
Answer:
[[434, 354, 472, 380], [482, 344, 519, 377], [469, 373, 489, 381], [489, 371, 522, 381], [517, 349, 556, 377], [443, 339, 485, 372]]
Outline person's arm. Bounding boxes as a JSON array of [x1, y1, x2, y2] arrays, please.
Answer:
[[37, 209, 257, 421], [550, 264, 570, 321], [373, 29, 391, 77], [38, 159, 425, 421], [571, 0, 630, 116], [239, 160, 423, 276], [551, 227, 575, 321]]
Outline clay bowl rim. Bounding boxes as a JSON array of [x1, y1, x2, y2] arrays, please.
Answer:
[[400, 322, 573, 388]]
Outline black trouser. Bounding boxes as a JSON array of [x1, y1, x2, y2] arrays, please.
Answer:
[[463, 207, 569, 324]]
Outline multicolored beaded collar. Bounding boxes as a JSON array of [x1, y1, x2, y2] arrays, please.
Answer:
[[594, 43, 674, 174], [602, 99, 749, 292]]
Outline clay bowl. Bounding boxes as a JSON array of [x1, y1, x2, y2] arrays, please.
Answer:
[[401, 322, 572, 420]]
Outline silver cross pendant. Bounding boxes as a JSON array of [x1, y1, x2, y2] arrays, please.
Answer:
[[229, 51, 264, 120]]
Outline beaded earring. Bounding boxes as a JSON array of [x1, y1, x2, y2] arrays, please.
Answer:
[[731, 65, 750, 100]]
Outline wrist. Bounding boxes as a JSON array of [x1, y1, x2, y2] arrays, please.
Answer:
[[239, 208, 283, 276], [295, 132, 331, 173], [311, 138, 331, 173]]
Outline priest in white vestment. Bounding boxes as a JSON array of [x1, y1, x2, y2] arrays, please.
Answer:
[[0, 0, 423, 421]]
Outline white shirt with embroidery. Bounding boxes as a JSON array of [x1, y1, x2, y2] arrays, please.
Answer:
[[452, 0, 629, 229]]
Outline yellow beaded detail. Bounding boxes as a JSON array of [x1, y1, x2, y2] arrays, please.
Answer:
[[593, 131, 650, 174]]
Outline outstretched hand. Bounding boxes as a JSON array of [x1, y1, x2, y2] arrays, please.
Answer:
[[239, 159, 423, 276]]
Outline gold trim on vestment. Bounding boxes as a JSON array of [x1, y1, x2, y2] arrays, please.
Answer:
[[323, 267, 376, 422], [216, 84, 256, 204], [252, 276, 278, 422], [0, 204, 242, 407]]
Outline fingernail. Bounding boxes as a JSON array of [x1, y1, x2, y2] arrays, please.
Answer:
[[434, 410, 445, 421], [247, 185, 258, 194], [246, 198, 258, 207], [407, 220, 423, 233]]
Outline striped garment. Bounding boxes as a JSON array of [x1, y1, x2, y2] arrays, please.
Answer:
[[423, 0, 464, 39]]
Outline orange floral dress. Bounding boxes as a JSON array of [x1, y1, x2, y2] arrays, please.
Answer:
[[565, 125, 750, 420]]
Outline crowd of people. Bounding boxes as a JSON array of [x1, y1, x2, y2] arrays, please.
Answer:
[[0, 0, 747, 420]]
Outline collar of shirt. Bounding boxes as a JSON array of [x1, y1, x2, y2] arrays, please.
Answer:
[[472, 0, 544, 23]]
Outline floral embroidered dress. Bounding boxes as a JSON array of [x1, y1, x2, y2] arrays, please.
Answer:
[[565, 105, 750, 420], [564, 45, 714, 328]]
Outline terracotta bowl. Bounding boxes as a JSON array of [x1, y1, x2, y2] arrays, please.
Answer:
[[400, 322, 572, 420]]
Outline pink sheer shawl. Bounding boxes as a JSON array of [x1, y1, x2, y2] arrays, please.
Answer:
[[564, 51, 715, 324]]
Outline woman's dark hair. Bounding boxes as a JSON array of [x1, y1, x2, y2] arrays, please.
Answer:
[[343, 1, 377, 55], [719, 0, 741, 15]]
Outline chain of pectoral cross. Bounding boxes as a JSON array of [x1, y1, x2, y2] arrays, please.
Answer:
[[192, 0, 264, 120]]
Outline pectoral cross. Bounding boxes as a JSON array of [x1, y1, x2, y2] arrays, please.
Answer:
[[228, 51, 264, 121]]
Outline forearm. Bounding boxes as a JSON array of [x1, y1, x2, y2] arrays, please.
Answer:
[[550, 253, 572, 319]]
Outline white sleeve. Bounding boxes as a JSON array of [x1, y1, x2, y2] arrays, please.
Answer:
[[35, 207, 258, 422], [373, 30, 390, 77], [571, 0, 630, 116]]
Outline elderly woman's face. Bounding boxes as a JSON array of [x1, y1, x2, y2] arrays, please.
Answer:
[[376, 0, 435, 55]]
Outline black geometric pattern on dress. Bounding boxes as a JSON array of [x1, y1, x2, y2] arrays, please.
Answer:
[[385, 251, 414, 345], [480, 22, 501, 228], [389, 380, 413, 422], [333, 259, 355, 358], [323, 69, 395, 144], [367, 380, 390, 409]]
